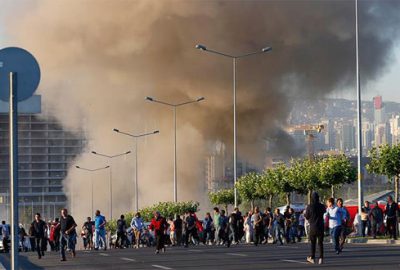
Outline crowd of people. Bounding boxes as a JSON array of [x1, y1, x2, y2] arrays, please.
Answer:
[[0, 194, 399, 265]]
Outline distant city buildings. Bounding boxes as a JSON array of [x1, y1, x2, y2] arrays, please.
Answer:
[[0, 96, 85, 223], [205, 95, 396, 196]]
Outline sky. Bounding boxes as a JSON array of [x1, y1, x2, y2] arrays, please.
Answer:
[[1, 1, 399, 103], [329, 45, 400, 102]]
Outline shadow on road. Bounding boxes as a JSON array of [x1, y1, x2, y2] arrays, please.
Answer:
[[0, 253, 44, 270]]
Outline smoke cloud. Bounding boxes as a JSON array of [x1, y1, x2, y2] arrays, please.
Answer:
[[2, 0, 400, 220]]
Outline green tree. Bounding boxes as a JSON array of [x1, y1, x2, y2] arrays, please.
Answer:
[[270, 164, 296, 205], [319, 154, 357, 198], [260, 169, 279, 208], [367, 144, 400, 202], [235, 172, 263, 209], [208, 189, 235, 212], [105, 201, 199, 233], [288, 158, 322, 204]]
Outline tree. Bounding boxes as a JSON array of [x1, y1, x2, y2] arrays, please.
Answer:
[[367, 144, 400, 203], [319, 154, 357, 198], [260, 169, 279, 208], [270, 164, 296, 205], [208, 189, 235, 212], [106, 201, 199, 233], [235, 172, 263, 209], [288, 158, 322, 204]]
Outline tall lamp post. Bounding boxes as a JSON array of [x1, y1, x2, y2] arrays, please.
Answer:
[[75, 165, 110, 217], [113, 129, 159, 212], [195, 44, 271, 207], [145, 96, 205, 202], [91, 150, 131, 219]]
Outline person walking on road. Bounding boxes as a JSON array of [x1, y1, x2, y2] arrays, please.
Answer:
[[150, 211, 168, 254], [213, 207, 221, 244], [251, 206, 263, 246], [82, 217, 94, 250], [94, 210, 107, 250], [305, 192, 325, 265], [31, 213, 47, 259], [60, 208, 77, 262], [272, 209, 284, 245], [184, 210, 198, 247], [131, 212, 144, 249], [369, 202, 383, 239], [385, 195, 398, 240], [174, 215, 183, 246], [203, 212, 213, 245], [116, 215, 127, 248], [337, 198, 350, 252], [0, 221, 10, 253], [326, 198, 344, 254]]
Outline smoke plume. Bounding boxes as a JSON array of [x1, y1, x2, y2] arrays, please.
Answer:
[[2, 0, 400, 220]]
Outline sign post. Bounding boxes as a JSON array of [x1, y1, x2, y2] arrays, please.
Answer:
[[0, 47, 41, 270]]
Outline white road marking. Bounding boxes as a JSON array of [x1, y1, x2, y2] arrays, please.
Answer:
[[281, 259, 308, 264], [277, 245, 299, 249], [121, 257, 136, 262], [99, 252, 110, 256], [0, 262, 6, 270], [188, 249, 202, 252], [152, 265, 173, 270], [225, 252, 247, 257]]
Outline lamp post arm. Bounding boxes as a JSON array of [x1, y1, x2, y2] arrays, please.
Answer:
[[203, 48, 235, 58], [236, 50, 266, 59], [149, 99, 175, 107]]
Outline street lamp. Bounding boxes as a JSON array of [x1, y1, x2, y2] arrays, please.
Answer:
[[195, 43, 271, 207], [145, 96, 205, 202], [75, 165, 110, 217], [113, 129, 159, 212], [91, 150, 132, 219]]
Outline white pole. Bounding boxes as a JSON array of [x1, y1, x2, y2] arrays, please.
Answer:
[[9, 72, 19, 270], [233, 58, 238, 207], [355, 0, 363, 214], [135, 139, 139, 212], [173, 107, 177, 202], [109, 165, 112, 220]]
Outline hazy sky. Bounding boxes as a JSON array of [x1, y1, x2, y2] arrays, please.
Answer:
[[330, 44, 400, 102], [1, 0, 399, 103]]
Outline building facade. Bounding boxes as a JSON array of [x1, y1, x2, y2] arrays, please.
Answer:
[[0, 97, 85, 224]]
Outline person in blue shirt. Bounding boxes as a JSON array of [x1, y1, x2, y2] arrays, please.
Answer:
[[337, 198, 350, 252], [94, 210, 107, 250], [203, 212, 213, 245], [326, 198, 345, 254], [131, 212, 144, 249]]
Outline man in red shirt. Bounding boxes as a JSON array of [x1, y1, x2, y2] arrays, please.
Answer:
[[150, 211, 168, 254]]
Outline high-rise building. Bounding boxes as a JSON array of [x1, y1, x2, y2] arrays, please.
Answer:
[[0, 96, 85, 223], [341, 123, 356, 152], [373, 96, 386, 125], [362, 120, 373, 150], [205, 141, 227, 192], [389, 115, 400, 144]]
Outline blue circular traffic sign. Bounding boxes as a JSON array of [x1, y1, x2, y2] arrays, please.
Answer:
[[0, 47, 41, 102]]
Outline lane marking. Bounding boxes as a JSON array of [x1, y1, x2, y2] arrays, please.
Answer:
[[225, 252, 247, 257], [99, 253, 110, 256], [281, 259, 308, 264], [152, 265, 173, 270], [121, 257, 136, 262], [188, 249, 202, 252], [277, 245, 299, 249]]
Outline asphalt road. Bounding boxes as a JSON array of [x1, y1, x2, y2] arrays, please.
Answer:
[[0, 242, 399, 270]]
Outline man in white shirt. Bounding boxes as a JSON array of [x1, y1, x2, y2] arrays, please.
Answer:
[[325, 198, 343, 254]]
